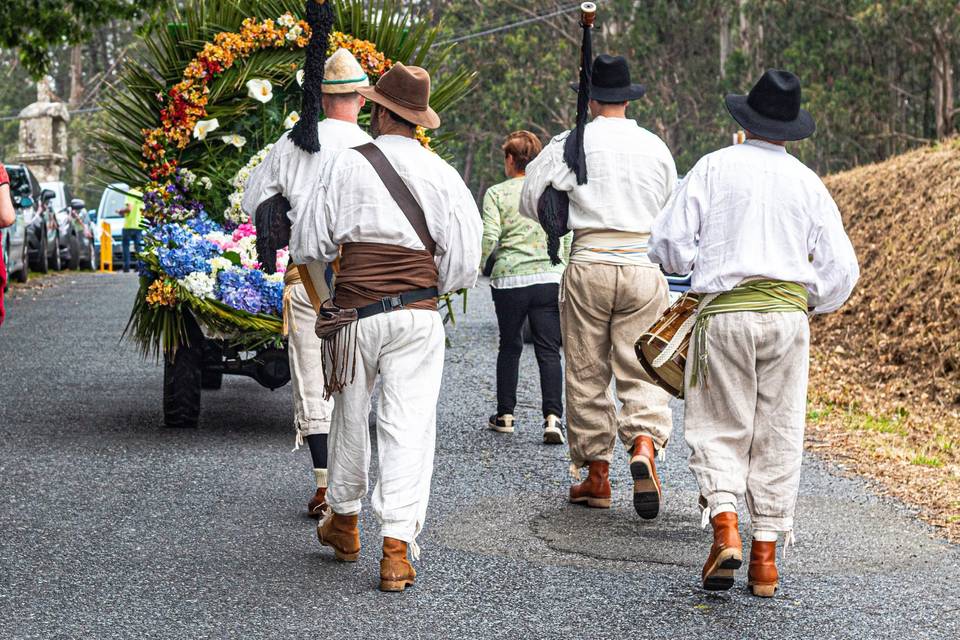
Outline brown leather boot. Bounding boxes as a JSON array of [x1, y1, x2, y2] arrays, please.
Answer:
[[307, 487, 328, 519], [748, 540, 779, 597], [569, 461, 612, 508], [701, 512, 743, 591], [316, 512, 360, 562], [379, 537, 416, 592], [629, 436, 661, 519]]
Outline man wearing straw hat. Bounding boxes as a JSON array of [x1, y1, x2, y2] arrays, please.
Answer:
[[649, 70, 859, 597], [521, 54, 677, 521], [292, 63, 481, 592], [243, 47, 371, 519]]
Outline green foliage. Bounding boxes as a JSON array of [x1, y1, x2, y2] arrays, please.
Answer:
[[0, 0, 163, 78]]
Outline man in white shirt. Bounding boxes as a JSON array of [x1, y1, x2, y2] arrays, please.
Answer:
[[649, 70, 859, 597], [521, 54, 677, 521], [292, 63, 482, 592], [243, 48, 372, 519]]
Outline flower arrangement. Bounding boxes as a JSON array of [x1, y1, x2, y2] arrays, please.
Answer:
[[106, 0, 477, 358], [141, 13, 311, 180]]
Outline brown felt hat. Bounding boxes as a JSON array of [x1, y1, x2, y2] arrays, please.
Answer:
[[357, 62, 441, 129]]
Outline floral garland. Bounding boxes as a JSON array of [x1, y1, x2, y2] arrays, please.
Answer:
[[141, 13, 311, 180]]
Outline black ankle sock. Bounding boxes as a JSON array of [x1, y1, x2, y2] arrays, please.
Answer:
[[306, 434, 328, 470]]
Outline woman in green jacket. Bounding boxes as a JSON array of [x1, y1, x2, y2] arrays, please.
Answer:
[[480, 131, 571, 444]]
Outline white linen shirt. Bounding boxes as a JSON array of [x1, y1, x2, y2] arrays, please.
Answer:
[[519, 116, 677, 233], [648, 140, 859, 314], [291, 135, 482, 295], [241, 118, 372, 225]]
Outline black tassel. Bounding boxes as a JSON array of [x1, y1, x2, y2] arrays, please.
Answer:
[[563, 12, 594, 184], [537, 188, 571, 266], [290, 0, 335, 153], [254, 193, 292, 274]]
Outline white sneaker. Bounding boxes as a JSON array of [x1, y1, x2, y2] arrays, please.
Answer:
[[543, 415, 565, 444], [488, 413, 515, 433]]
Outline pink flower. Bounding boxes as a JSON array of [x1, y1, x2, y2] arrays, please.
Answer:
[[232, 223, 257, 242]]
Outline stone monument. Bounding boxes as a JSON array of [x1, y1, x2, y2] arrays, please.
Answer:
[[13, 77, 70, 182]]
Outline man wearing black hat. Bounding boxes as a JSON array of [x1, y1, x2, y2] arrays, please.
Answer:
[[649, 70, 860, 597], [521, 54, 677, 521]]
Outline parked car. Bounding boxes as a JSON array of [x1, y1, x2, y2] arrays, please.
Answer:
[[93, 183, 130, 268], [1, 184, 30, 288], [41, 180, 90, 268], [6, 164, 61, 273]]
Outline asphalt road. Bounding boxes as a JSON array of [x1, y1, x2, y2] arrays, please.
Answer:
[[1, 273, 958, 639]]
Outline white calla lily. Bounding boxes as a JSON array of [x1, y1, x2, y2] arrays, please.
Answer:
[[193, 118, 220, 140], [222, 134, 247, 149], [296, 69, 305, 87], [246, 78, 274, 103], [283, 111, 301, 129]]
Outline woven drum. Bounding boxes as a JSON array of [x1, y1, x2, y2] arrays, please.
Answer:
[[635, 293, 701, 398]]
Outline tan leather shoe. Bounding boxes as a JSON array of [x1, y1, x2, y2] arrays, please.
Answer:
[[307, 487, 328, 519], [379, 537, 416, 592], [701, 512, 743, 591], [569, 460, 612, 508], [316, 512, 360, 562], [748, 540, 779, 597], [629, 436, 661, 519]]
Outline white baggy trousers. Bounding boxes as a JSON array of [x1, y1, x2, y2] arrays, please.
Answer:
[[287, 282, 334, 440], [326, 309, 445, 545], [684, 311, 809, 534]]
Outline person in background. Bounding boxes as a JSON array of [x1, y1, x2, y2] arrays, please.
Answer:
[[480, 131, 570, 444], [0, 164, 15, 326], [117, 188, 144, 272]]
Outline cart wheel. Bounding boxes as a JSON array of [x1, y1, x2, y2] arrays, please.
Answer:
[[163, 323, 203, 428], [201, 341, 223, 390], [201, 370, 223, 390]]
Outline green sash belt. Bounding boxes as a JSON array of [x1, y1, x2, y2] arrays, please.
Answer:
[[690, 280, 809, 388]]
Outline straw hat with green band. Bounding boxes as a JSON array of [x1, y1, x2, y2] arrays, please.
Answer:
[[322, 48, 370, 95]]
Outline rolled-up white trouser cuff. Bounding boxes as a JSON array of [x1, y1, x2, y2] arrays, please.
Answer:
[[380, 525, 415, 544], [328, 498, 361, 516], [705, 491, 738, 512], [751, 515, 793, 533], [297, 419, 331, 437]]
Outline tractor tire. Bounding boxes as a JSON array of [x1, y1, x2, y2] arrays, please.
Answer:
[[68, 233, 80, 270], [201, 341, 224, 390], [162, 320, 204, 428]]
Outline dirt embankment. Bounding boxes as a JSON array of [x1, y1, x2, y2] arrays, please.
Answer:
[[808, 139, 960, 540]]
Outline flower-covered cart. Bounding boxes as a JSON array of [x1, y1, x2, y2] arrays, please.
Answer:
[[97, 0, 473, 427]]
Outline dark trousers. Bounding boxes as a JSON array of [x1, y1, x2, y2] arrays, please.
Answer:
[[491, 282, 563, 418], [121, 229, 144, 272]]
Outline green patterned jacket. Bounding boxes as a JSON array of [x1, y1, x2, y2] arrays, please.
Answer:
[[479, 176, 570, 281]]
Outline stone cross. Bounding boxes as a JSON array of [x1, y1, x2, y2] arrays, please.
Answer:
[[13, 77, 71, 183]]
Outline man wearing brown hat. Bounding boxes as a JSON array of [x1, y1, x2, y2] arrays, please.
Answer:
[[245, 48, 372, 519], [292, 62, 481, 592], [520, 54, 677, 521], [649, 69, 859, 596]]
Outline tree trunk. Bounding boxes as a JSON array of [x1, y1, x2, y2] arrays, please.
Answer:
[[931, 26, 955, 139], [69, 43, 84, 107], [719, 4, 732, 79]]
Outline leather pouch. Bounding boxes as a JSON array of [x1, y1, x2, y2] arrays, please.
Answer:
[[314, 300, 358, 340]]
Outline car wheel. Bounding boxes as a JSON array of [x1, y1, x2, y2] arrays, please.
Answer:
[[68, 233, 81, 270], [35, 231, 49, 274], [162, 316, 203, 428], [16, 241, 28, 283], [85, 239, 96, 270], [51, 232, 62, 271]]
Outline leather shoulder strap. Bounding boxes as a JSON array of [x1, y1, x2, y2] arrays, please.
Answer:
[[353, 142, 436, 255]]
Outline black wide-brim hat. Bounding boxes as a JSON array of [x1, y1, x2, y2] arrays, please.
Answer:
[[725, 69, 816, 141], [569, 54, 645, 102]]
